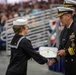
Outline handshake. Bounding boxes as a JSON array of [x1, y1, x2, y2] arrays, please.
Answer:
[[47, 59, 56, 66], [46, 49, 66, 66], [39, 47, 61, 66]]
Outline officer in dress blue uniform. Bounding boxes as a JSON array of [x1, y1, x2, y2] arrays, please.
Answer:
[[63, 0, 76, 22], [57, 7, 76, 75], [5, 19, 54, 75]]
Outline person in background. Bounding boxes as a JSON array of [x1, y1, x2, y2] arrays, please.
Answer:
[[8, 14, 14, 20], [63, 0, 76, 22], [0, 14, 7, 52], [57, 7, 76, 75], [5, 18, 55, 75], [0, 14, 7, 32], [24, 8, 31, 18], [31, 3, 41, 16]]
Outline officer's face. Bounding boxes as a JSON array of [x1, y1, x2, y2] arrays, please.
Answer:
[[59, 14, 70, 26]]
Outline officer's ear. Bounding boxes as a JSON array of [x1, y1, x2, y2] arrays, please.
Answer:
[[66, 14, 72, 19]]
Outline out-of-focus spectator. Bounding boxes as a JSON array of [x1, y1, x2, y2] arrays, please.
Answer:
[[12, 11, 19, 18], [18, 5, 25, 16], [24, 8, 31, 15], [31, 3, 41, 15], [41, 1, 49, 10], [49, 0, 56, 4], [0, 14, 7, 32], [8, 14, 14, 20], [0, 14, 7, 52]]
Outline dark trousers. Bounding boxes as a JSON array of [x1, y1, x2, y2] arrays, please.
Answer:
[[6, 71, 23, 75], [65, 59, 76, 75]]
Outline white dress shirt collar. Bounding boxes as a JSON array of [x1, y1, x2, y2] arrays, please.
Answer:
[[67, 20, 73, 29]]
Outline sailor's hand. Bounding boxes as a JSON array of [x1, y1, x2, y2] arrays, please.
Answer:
[[47, 59, 55, 66]]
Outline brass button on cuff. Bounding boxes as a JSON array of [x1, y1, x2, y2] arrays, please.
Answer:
[[71, 59, 73, 61], [65, 60, 67, 62]]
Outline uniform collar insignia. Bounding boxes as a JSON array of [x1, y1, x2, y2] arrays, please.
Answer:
[[69, 32, 75, 39]]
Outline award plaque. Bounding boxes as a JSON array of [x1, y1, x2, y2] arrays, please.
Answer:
[[39, 47, 58, 58]]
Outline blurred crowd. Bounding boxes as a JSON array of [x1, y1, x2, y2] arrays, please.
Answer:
[[0, 0, 64, 51], [0, 0, 64, 20], [0, 0, 64, 31]]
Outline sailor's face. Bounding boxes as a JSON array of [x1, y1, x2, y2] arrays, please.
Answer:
[[24, 25, 29, 34]]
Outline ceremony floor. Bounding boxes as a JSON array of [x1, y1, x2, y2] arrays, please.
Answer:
[[0, 53, 64, 75]]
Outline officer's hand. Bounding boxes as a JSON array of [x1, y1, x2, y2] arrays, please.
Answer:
[[57, 49, 66, 56]]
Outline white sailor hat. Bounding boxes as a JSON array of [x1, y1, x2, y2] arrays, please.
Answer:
[[57, 7, 74, 17], [64, 0, 76, 7], [13, 19, 28, 26]]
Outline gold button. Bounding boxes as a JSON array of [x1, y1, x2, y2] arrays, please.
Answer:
[[65, 60, 67, 62], [71, 59, 73, 61]]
